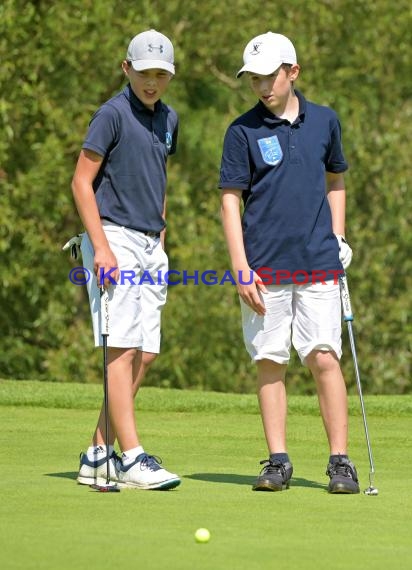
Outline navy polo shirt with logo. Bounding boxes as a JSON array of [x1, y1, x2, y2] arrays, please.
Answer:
[[219, 90, 347, 283], [83, 84, 178, 233]]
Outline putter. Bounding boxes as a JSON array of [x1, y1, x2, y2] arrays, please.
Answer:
[[339, 274, 378, 496], [90, 286, 120, 493]]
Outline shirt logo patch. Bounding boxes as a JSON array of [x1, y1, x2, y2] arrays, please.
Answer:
[[166, 131, 172, 153], [257, 135, 283, 166]]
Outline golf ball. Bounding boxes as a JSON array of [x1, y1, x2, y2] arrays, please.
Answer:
[[195, 528, 210, 543]]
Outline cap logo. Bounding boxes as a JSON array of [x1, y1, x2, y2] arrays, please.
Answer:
[[250, 42, 263, 55], [148, 43, 164, 53]]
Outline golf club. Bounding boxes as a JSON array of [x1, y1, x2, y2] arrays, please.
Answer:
[[90, 286, 120, 493], [339, 273, 378, 496]]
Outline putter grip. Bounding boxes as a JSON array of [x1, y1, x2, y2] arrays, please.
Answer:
[[100, 287, 109, 336], [339, 274, 354, 321]]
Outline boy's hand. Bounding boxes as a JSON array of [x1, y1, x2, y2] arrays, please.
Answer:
[[236, 269, 268, 316], [335, 234, 353, 269], [94, 246, 119, 287]]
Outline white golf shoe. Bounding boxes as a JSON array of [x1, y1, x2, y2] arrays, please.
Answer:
[[77, 447, 120, 486], [116, 453, 181, 490]]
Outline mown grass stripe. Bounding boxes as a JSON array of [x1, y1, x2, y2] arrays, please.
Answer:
[[1, 380, 411, 416]]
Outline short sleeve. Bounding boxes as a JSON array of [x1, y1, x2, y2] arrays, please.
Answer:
[[325, 116, 348, 173], [219, 126, 252, 190], [82, 104, 120, 157]]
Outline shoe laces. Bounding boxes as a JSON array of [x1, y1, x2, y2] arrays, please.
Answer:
[[259, 459, 286, 476], [327, 460, 355, 479], [140, 454, 162, 472]]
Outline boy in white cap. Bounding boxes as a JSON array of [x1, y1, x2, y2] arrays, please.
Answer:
[[72, 30, 180, 489], [219, 32, 359, 493]]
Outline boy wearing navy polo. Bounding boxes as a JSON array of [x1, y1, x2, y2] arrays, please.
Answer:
[[72, 30, 180, 489], [220, 32, 359, 493]]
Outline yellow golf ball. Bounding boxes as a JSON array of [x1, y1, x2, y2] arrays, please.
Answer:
[[195, 528, 210, 543]]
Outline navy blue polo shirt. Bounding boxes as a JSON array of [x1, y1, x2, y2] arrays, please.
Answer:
[[219, 90, 347, 283], [83, 84, 178, 233]]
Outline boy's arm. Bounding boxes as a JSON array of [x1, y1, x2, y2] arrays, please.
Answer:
[[221, 189, 267, 315], [327, 172, 346, 235], [160, 194, 167, 249], [71, 149, 119, 285], [327, 172, 352, 268]]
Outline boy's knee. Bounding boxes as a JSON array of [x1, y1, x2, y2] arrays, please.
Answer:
[[141, 351, 158, 368], [306, 349, 339, 373], [108, 347, 138, 364]]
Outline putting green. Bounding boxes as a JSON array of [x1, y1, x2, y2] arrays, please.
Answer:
[[0, 381, 411, 570]]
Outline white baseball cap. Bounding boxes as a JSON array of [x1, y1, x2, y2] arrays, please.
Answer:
[[126, 29, 175, 75], [237, 32, 297, 78]]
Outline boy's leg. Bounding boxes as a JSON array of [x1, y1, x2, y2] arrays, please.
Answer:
[[306, 349, 359, 493], [305, 350, 348, 454], [81, 226, 142, 444], [78, 343, 179, 489], [87, 347, 152, 450], [77, 226, 142, 484], [77, 347, 140, 486], [93, 347, 140, 451], [253, 358, 293, 492], [91, 349, 155, 447], [294, 282, 359, 493], [91, 350, 157, 447], [85, 229, 164, 435], [78, 227, 179, 488], [240, 286, 294, 491], [114, 342, 179, 489], [256, 359, 288, 454], [132, 351, 157, 397], [111, 231, 179, 489]]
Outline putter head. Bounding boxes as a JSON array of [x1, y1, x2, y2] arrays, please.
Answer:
[[90, 483, 120, 493], [364, 486, 379, 496]]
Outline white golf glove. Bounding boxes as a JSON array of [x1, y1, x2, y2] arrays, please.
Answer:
[[335, 234, 353, 269], [62, 234, 83, 259]]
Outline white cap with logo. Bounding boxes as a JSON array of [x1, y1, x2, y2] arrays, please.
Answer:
[[127, 29, 175, 75], [237, 32, 297, 78]]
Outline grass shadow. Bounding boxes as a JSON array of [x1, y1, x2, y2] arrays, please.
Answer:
[[185, 473, 327, 490], [46, 472, 327, 490], [45, 472, 78, 481], [185, 473, 255, 485], [291, 477, 327, 490]]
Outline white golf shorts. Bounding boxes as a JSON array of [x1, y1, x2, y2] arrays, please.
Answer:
[[240, 281, 342, 365], [81, 221, 168, 351]]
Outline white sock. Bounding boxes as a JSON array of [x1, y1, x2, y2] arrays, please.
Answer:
[[87, 445, 114, 461], [122, 446, 145, 466]]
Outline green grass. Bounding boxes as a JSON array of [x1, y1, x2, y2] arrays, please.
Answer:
[[1, 380, 411, 570]]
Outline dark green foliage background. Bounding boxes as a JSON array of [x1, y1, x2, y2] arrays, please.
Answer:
[[0, 0, 410, 393]]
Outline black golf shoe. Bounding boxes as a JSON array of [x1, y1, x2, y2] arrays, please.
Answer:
[[253, 458, 293, 491], [326, 456, 360, 494]]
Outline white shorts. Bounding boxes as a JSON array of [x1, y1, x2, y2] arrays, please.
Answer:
[[241, 282, 342, 365], [81, 222, 168, 351]]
